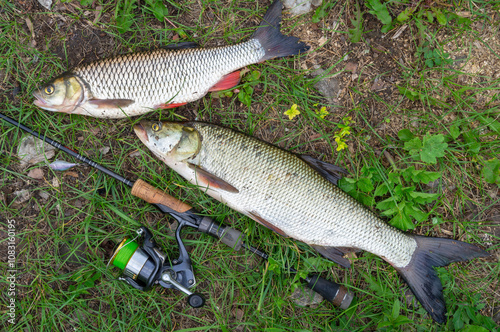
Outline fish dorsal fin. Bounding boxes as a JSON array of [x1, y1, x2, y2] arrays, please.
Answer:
[[208, 71, 241, 92], [88, 99, 134, 109], [162, 42, 200, 50], [248, 211, 288, 237], [188, 163, 239, 193], [310, 245, 352, 268], [299, 155, 348, 186]]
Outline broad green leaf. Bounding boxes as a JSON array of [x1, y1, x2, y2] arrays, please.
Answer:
[[365, 0, 392, 25], [374, 183, 389, 197], [477, 115, 500, 134], [338, 177, 356, 193], [267, 257, 280, 274], [405, 204, 427, 222], [398, 129, 415, 142], [376, 196, 398, 211], [425, 10, 434, 23], [389, 210, 415, 231], [468, 141, 481, 154], [409, 191, 439, 204], [392, 300, 400, 319], [420, 134, 448, 164], [303, 257, 336, 272], [397, 8, 412, 22], [388, 172, 401, 185], [358, 192, 375, 207], [434, 9, 447, 25], [460, 325, 489, 332], [348, 1, 363, 43], [397, 86, 419, 101], [404, 137, 422, 157], [357, 177, 374, 193], [482, 158, 500, 184], [377, 321, 393, 329], [393, 315, 413, 326], [449, 123, 460, 139], [412, 170, 441, 184]]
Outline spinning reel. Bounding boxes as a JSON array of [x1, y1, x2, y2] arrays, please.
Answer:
[[110, 226, 205, 308]]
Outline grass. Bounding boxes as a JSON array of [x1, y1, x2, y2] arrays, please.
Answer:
[[0, 0, 499, 331]]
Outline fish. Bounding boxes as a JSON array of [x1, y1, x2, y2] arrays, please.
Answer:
[[32, 1, 309, 119], [48, 160, 80, 171], [133, 120, 490, 323]]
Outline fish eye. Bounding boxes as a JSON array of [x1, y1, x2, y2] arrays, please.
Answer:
[[152, 122, 162, 132], [44, 84, 55, 95]]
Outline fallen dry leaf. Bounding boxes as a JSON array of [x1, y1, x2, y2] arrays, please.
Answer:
[[64, 171, 79, 178], [52, 177, 60, 188], [318, 36, 328, 47], [28, 168, 44, 180], [345, 62, 358, 73]]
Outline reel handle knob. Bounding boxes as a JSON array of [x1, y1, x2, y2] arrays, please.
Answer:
[[188, 293, 205, 308]]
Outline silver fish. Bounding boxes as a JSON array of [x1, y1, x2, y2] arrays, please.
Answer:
[[33, 1, 308, 118], [49, 160, 80, 171], [134, 121, 489, 323]]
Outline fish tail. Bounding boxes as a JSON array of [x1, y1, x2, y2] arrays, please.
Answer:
[[396, 235, 489, 323], [252, 0, 309, 61]]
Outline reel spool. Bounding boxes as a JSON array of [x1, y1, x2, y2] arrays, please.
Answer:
[[110, 227, 205, 308]]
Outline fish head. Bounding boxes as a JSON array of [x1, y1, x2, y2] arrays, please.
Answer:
[[33, 75, 85, 113], [134, 121, 201, 162]]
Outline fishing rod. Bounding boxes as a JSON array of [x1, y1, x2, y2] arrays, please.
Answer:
[[0, 113, 353, 309]]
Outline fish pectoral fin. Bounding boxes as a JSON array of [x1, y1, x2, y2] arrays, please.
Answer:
[[208, 71, 241, 92], [299, 155, 348, 186], [248, 211, 288, 237], [155, 102, 188, 109], [162, 41, 200, 49], [188, 163, 239, 193], [88, 99, 134, 109], [310, 245, 352, 268]]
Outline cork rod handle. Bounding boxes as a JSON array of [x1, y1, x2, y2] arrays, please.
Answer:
[[131, 179, 192, 213]]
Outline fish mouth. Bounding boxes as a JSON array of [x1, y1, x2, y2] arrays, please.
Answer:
[[32, 90, 52, 110], [133, 123, 149, 143]]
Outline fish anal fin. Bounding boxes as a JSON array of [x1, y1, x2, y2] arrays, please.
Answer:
[[156, 102, 187, 109], [248, 211, 287, 237], [208, 71, 240, 92], [88, 99, 134, 109], [310, 245, 352, 268], [300, 155, 348, 186], [336, 247, 361, 254], [188, 163, 239, 193]]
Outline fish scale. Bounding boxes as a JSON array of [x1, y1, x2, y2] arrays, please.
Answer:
[[190, 123, 418, 268], [74, 42, 262, 108]]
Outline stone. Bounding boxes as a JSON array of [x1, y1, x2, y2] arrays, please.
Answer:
[[17, 135, 55, 167], [312, 67, 341, 105], [283, 0, 313, 16]]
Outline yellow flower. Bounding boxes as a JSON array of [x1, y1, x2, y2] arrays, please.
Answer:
[[284, 104, 300, 120], [315, 106, 329, 119]]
